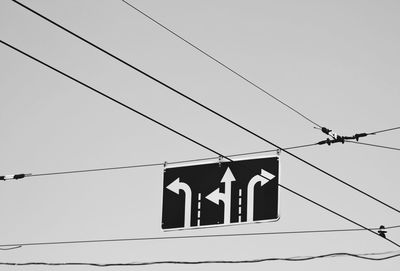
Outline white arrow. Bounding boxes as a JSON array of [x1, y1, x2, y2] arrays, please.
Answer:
[[206, 167, 236, 224], [247, 169, 275, 222], [206, 188, 225, 205], [166, 178, 192, 228]]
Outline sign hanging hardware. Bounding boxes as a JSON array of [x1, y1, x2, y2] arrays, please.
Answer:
[[218, 156, 223, 167]]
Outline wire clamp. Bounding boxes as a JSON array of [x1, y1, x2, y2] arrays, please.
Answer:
[[353, 133, 368, 141], [218, 156, 223, 167], [276, 149, 281, 156], [378, 225, 387, 238], [0, 173, 32, 181], [163, 161, 168, 172]]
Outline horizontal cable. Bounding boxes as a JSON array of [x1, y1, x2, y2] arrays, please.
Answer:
[[25, 143, 316, 178], [31, 163, 164, 178], [0, 225, 399, 249], [1, 251, 400, 266], [0, 246, 21, 251]]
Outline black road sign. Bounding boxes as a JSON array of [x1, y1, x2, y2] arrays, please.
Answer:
[[162, 155, 279, 230]]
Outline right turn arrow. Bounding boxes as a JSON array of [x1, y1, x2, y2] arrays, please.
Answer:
[[246, 169, 275, 222]]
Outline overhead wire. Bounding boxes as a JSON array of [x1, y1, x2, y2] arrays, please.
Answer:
[[30, 162, 164, 178], [120, 0, 322, 129], [121, 0, 400, 155], [10, 0, 400, 216], [8, 142, 317, 179], [120, 0, 400, 157], [1, 251, 400, 266], [1, 225, 399, 249], [347, 141, 400, 152], [0, 246, 22, 251], [121, 0, 400, 153], [1, 40, 399, 249], [369, 126, 400, 135]]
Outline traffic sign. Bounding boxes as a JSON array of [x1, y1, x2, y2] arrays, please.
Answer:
[[162, 155, 279, 230]]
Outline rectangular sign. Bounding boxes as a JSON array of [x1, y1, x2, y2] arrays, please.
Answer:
[[162, 155, 279, 230]]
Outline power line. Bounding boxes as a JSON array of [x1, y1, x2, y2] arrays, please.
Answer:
[[126, 0, 400, 156], [1, 251, 400, 266], [11, 139, 398, 180], [0, 246, 21, 251], [348, 141, 400, 152], [120, 0, 323, 129], [2, 41, 398, 248], [0, 39, 226, 161], [1, 225, 399, 249], [10, 0, 400, 216], [120, 0, 400, 155], [277, 184, 400, 248], [2, 143, 317, 179], [370, 126, 400, 135], [31, 162, 163, 178]]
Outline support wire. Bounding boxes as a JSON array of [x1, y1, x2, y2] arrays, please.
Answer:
[[1, 39, 399, 248]]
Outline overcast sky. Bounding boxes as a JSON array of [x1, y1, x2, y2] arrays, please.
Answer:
[[0, 0, 399, 270]]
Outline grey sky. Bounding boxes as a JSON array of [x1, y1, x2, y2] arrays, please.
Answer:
[[0, 0, 399, 270]]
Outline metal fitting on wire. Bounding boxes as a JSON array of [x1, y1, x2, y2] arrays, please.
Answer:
[[378, 225, 387, 238], [354, 133, 368, 141], [0, 173, 32, 181]]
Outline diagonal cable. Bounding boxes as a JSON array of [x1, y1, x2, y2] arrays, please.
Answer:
[[120, 0, 322, 128], [369, 126, 400, 135], [348, 141, 400, 152], [9, 0, 400, 215], [1, 39, 399, 248]]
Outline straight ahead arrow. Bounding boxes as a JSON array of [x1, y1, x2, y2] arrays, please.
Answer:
[[206, 167, 236, 224]]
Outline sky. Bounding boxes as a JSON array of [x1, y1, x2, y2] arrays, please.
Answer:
[[0, 0, 399, 270]]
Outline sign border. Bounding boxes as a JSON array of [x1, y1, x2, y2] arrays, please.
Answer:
[[161, 153, 281, 231]]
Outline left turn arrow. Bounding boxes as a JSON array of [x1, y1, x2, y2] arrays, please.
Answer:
[[167, 178, 192, 228]]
